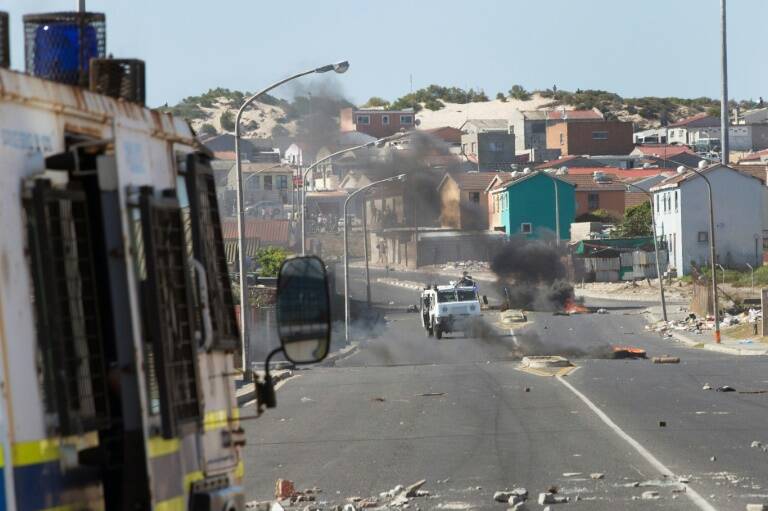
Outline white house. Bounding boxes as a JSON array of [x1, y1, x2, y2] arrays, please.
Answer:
[[666, 114, 720, 146], [651, 164, 767, 275]]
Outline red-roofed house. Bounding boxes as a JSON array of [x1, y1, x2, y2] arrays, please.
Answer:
[[546, 120, 634, 156], [437, 172, 509, 229], [221, 219, 292, 265], [546, 108, 604, 121], [560, 172, 627, 219], [631, 144, 695, 158]]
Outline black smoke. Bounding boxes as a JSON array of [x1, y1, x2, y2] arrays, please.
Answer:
[[491, 238, 575, 311]]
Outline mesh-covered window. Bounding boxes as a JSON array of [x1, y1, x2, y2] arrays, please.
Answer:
[[185, 153, 240, 352], [139, 189, 201, 437], [25, 180, 110, 435]]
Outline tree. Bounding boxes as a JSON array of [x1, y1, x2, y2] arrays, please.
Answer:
[[199, 123, 217, 136], [255, 246, 288, 277], [496, 92, 507, 102], [363, 96, 390, 108], [576, 208, 617, 223], [219, 110, 235, 132], [613, 202, 652, 238], [509, 85, 531, 101]]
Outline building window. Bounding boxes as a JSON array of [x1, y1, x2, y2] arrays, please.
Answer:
[[382, 115, 390, 125], [489, 142, 504, 152], [588, 192, 599, 210], [356, 115, 370, 125], [592, 131, 608, 140], [278, 175, 288, 190], [674, 190, 678, 211], [469, 192, 480, 203], [264, 175, 273, 190], [698, 231, 708, 242], [559, 133, 565, 145], [400, 115, 413, 125], [471, 142, 476, 154], [247, 175, 260, 192], [521, 223, 532, 234]]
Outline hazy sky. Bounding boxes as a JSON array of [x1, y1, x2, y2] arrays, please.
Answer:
[[3, 0, 767, 107]]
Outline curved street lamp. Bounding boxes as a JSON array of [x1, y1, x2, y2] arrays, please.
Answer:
[[625, 181, 668, 322], [234, 61, 349, 376], [676, 163, 721, 343], [301, 132, 408, 255], [343, 173, 407, 343]]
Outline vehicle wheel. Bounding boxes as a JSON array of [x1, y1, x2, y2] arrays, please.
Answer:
[[435, 324, 443, 339]]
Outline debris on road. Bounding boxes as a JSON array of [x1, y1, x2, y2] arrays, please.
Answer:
[[596, 308, 608, 314], [404, 479, 427, 497], [659, 421, 667, 427], [703, 383, 712, 390], [710, 456, 717, 462], [370, 397, 386, 402], [652, 356, 680, 364], [406, 304, 418, 313], [418, 392, 446, 397], [493, 491, 512, 502], [716, 385, 736, 392], [275, 479, 296, 500], [641, 490, 660, 500], [611, 345, 647, 359], [590, 473, 605, 480], [746, 504, 768, 511], [562, 472, 582, 477], [752, 441, 763, 449]]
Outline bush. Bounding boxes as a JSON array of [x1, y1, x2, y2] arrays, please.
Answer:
[[509, 85, 531, 101], [612, 202, 652, 238], [363, 96, 390, 108], [255, 246, 288, 277], [496, 92, 507, 102], [219, 110, 235, 132]]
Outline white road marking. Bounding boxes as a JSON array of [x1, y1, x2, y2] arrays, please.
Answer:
[[556, 375, 717, 511]]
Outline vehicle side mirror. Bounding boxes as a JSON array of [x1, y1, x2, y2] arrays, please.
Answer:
[[275, 255, 331, 364]]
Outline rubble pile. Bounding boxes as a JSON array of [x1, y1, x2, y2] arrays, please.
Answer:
[[441, 260, 489, 272], [650, 308, 763, 339]]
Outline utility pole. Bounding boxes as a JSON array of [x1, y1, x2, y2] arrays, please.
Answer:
[[720, 0, 730, 165]]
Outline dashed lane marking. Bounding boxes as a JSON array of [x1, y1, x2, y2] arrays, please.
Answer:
[[556, 374, 717, 511]]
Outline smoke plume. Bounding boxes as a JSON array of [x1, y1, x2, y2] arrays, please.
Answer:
[[491, 238, 575, 311]]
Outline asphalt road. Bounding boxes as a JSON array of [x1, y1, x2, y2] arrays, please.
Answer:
[[242, 268, 768, 510]]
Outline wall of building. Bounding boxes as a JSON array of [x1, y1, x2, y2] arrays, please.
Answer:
[[339, 107, 414, 138], [575, 189, 626, 219], [501, 174, 576, 240], [439, 178, 461, 228], [655, 168, 765, 275], [547, 121, 634, 156]]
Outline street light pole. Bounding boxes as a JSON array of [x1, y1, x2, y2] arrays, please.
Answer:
[[684, 165, 721, 343], [344, 174, 407, 343], [720, 0, 730, 165], [626, 182, 668, 322], [301, 132, 407, 255], [234, 61, 349, 376], [541, 169, 561, 246], [362, 197, 372, 307]]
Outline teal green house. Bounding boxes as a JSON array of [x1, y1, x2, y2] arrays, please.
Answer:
[[487, 171, 576, 240]]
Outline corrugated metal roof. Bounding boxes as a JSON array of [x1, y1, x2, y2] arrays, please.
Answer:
[[667, 113, 720, 128], [461, 119, 510, 132], [633, 144, 694, 157], [547, 109, 603, 121], [561, 173, 626, 191], [221, 219, 290, 244]]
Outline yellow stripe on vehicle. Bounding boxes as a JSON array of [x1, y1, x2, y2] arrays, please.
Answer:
[[203, 409, 239, 432], [13, 438, 60, 466], [154, 495, 185, 511], [184, 470, 204, 490], [148, 436, 180, 458]]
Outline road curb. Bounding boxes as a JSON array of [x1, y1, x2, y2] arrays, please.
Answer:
[[575, 288, 687, 304], [320, 342, 360, 366]]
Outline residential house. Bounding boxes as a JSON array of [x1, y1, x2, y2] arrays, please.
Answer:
[[221, 219, 292, 266], [340, 107, 415, 138], [624, 174, 670, 211], [651, 164, 767, 275], [560, 172, 627, 220], [487, 170, 576, 239], [437, 172, 507, 230], [633, 127, 667, 144], [666, 114, 720, 146], [546, 120, 634, 156], [424, 126, 464, 154], [509, 110, 548, 153], [460, 119, 516, 171], [225, 162, 294, 215], [735, 107, 768, 125], [546, 109, 604, 122], [201, 133, 280, 162]]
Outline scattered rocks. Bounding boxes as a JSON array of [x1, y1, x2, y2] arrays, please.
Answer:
[[538, 493, 555, 505], [752, 441, 763, 449], [510, 488, 528, 499], [703, 383, 712, 390], [562, 472, 582, 477], [711, 456, 717, 462], [746, 504, 768, 511], [404, 479, 427, 498], [641, 490, 660, 500], [590, 473, 605, 480], [493, 491, 512, 503], [716, 385, 736, 392]]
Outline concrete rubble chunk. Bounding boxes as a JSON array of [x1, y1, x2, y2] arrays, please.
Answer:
[[358, 497, 379, 508], [508, 494, 524, 505], [270, 503, 285, 511], [275, 479, 296, 500], [746, 504, 768, 511], [590, 473, 605, 480], [753, 441, 764, 449], [510, 488, 528, 498], [404, 480, 427, 498], [509, 503, 527, 511], [562, 472, 582, 477], [703, 384, 712, 390], [538, 493, 556, 505], [494, 491, 513, 502], [642, 491, 660, 500]]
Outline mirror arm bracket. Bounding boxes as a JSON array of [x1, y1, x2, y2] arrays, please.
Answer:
[[256, 347, 284, 414]]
